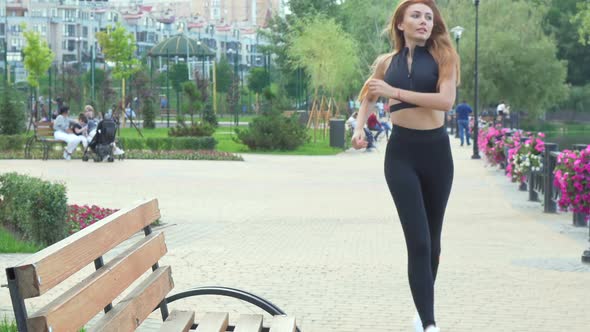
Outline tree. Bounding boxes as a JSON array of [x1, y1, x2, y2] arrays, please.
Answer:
[[215, 56, 233, 93], [337, 0, 396, 80], [96, 23, 140, 126], [181, 81, 202, 124], [226, 78, 240, 119], [247, 67, 270, 113], [61, 65, 83, 113], [573, 1, 590, 46], [289, 15, 360, 102], [22, 24, 54, 121], [543, 0, 590, 85], [442, 0, 568, 118], [288, 0, 340, 19], [169, 63, 189, 91]]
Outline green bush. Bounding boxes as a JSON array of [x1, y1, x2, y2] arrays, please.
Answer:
[[0, 135, 28, 151], [235, 110, 309, 151], [0, 173, 68, 246], [0, 84, 25, 135], [202, 107, 218, 128], [118, 136, 217, 151], [169, 123, 215, 137]]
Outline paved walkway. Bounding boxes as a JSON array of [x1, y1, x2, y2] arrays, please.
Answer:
[[1, 135, 589, 332]]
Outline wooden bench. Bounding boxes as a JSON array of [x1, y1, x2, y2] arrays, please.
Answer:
[[5, 199, 299, 332], [24, 121, 66, 160]]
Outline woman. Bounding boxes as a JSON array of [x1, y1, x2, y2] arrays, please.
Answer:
[[54, 106, 87, 160], [352, 1, 459, 332]]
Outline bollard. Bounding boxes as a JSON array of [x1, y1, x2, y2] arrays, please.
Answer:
[[543, 143, 558, 213], [528, 171, 539, 201], [572, 144, 589, 227], [583, 224, 590, 263]]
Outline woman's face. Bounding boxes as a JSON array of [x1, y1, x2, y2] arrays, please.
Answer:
[[398, 3, 434, 43]]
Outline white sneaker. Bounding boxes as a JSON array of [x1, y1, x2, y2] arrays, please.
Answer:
[[113, 147, 125, 155], [414, 313, 423, 332], [63, 151, 71, 161], [424, 326, 439, 332]]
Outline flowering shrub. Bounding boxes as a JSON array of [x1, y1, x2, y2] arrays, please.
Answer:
[[553, 146, 590, 219], [478, 125, 511, 166], [67, 204, 119, 234], [506, 132, 546, 183]]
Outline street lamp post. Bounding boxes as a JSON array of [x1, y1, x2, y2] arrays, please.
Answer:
[[450, 26, 464, 138], [472, 0, 481, 159], [197, 40, 204, 79]]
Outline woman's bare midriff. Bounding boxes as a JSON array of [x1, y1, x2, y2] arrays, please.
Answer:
[[388, 101, 445, 130]]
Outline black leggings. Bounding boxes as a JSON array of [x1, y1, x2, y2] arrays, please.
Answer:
[[384, 124, 454, 329]]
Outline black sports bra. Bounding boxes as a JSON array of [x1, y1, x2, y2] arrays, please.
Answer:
[[383, 45, 439, 112]]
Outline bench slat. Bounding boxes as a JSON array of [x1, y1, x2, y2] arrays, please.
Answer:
[[10, 199, 160, 299], [269, 316, 296, 332], [36, 128, 54, 136], [195, 312, 229, 332], [159, 310, 195, 332], [26, 232, 167, 332], [88, 265, 174, 332], [234, 314, 263, 332]]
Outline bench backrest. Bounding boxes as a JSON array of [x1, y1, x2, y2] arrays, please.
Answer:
[[5, 198, 171, 332], [35, 121, 55, 139]]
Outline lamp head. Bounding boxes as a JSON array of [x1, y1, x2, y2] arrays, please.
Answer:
[[450, 26, 465, 40]]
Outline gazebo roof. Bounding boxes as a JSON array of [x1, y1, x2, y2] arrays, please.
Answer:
[[149, 34, 215, 57]]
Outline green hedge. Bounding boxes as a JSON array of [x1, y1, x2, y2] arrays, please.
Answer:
[[0, 135, 28, 151], [118, 136, 217, 151], [0, 173, 68, 246]]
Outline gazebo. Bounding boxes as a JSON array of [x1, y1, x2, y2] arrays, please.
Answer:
[[148, 34, 215, 126]]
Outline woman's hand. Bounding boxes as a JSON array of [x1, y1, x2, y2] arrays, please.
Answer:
[[368, 79, 395, 99], [351, 130, 368, 150]]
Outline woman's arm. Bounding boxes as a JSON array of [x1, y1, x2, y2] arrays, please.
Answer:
[[355, 56, 391, 134], [368, 69, 457, 112]]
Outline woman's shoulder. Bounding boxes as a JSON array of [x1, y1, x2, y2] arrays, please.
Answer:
[[372, 52, 396, 77]]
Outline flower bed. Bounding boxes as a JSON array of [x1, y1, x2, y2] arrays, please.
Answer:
[[0, 150, 243, 161], [554, 145, 590, 219], [67, 204, 119, 234]]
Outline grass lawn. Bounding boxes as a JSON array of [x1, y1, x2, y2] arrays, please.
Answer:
[[119, 128, 170, 138], [0, 226, 41, 253], [215, 127, 344, 155], [119, 126, 344, 156], [0, 317, 17, 332]]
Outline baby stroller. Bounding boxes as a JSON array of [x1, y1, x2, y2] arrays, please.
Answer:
[[82, 118, 117, 162]]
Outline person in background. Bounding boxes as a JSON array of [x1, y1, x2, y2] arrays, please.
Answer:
[[455, 100, 473, 146]]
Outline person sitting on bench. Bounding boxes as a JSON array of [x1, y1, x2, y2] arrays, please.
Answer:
[[53, 106, 87, 160]]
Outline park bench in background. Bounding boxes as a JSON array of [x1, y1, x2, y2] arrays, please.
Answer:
[[24, 121, 66, 160], [160, 108, 177, 122], [5, 198, 299, 332]]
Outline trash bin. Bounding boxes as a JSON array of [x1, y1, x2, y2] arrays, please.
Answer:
[[329, 119, 346, 149]]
